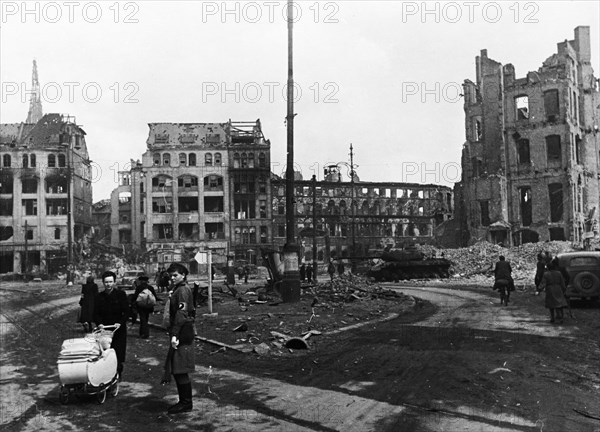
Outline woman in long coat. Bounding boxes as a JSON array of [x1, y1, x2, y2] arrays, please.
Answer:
[[538, 258, 568, 323], [163, 263, 195, 415], [94, 271, 129, 379], [78, 275, 98, 332]]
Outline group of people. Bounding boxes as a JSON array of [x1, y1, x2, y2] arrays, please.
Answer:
[[299, 262, 317, 283], [327, 260, 345, 281], [492, 251, 569, 324], [77, 264, 196, 415]]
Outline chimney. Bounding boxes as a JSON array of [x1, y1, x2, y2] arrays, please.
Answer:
[[574, 26, 591, 63]]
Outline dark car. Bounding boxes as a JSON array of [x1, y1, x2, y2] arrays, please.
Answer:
[[118, 270, 144, 290], [556, 251, 600, 299]]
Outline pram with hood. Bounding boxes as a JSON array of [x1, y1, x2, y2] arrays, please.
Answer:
[[56, 324, 121, 404]]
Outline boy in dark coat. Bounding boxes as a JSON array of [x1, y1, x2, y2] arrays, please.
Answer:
[[94, 271, 129, 380], [163, 263, 196, 415]]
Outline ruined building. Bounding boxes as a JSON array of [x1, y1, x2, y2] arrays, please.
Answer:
[[272, 165, 454, 263], [460, 26, 600, 246], [110, 120, 271, 271], [0, 114, 94, 274]]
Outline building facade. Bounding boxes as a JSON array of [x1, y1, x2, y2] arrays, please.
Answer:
[[272, 165, 454, 264], [0, 114, 93, 274], [109, 120, 271, 271], [460, 26, 600, 246]]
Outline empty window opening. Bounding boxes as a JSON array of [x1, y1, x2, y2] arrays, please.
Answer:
[[204, 197, 223, 213], [517, 139, 531, 164], [543, 89, 559, 122], [548, 183, 563, 222], [178, 197, 199, 212], [519, 187, 532, 226], [515, 95, 529, 120], [549, 227, 565, 241], [178, 223, 199, 240], [546, 135, 561, 162], [480, 201, 490, 226], [22, 178, 37, 194]]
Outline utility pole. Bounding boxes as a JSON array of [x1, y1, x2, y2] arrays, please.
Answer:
[[281, 0, 300, 302], [349, 144, 357, 272], [24, 220, 29, 275], [65, 128, 73, 286], [311, 174, 317, 281]]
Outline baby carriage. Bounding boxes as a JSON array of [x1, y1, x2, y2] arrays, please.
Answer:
[[57, 324, 121, 404]]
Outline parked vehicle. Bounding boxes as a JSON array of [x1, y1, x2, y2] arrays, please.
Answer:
[[118, 270, 144, 289], [556, 251, 600, 299]]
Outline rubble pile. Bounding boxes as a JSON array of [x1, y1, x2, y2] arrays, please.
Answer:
[[313, 274, 412, 303], [417, 241, 576, 281]]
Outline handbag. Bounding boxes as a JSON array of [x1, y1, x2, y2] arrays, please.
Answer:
[[178, 321, 195, 344]]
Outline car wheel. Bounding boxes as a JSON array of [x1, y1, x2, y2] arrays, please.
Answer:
[[572, 271, 600, 296]]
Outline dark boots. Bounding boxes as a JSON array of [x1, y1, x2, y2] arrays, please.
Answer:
[[168, 382, 193, 414]]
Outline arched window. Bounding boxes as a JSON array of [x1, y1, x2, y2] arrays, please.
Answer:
[[2, 154, 11, 167], [205, 153, 213, 166], [258, 152, 266, 168], [30, 154, 36, 167], [178, 175, 198, 190], [233, 153, 240, 168], [241, 153, 248, 168], [214, 153, 222, 166], [248, 153, 255, 168], [179, 153, 187, 166], [204, 175, 223, 191], [153, 153, 161, 166], [162, 153, 170, 166], [22, 154, 28, 168], [47, 154, 56, 168], [58, 154, 66, 167], [151, 175, 172, 190], [188, 153, 196, 166]]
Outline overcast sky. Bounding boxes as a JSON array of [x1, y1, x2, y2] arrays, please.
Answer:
[[1, 1, 598, 202]]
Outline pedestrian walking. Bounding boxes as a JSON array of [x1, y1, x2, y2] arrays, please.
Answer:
[[337, 260, 345, 277], [78, 275, 98, 333], [244, 266, 249, 284], [306, 263, 313, 283], [493, 256, 514, 306], [300, 263, 306, 281], [132, 274, 158, 339], [162, 263, 196, 415], [94, 270, 129, 380], [327, 261, 336, 281], [534, 253, 546, 290], [537, 258, 568, 324], [544, 251, 553, 268]]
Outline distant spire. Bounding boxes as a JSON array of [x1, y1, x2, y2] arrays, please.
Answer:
[[26, 60, 43, 124]]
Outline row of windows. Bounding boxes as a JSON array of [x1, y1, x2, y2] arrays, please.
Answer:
[[233, 152, 267, 169], [514, 89, 580, 123], [0, 226, 62, 242], [1, 153, 68, 168], [149, 222, 267, 243], [274, 221, 432, 238], [152, 152, 223, 167], [151, 175, 224, 190], [0, 177, 68, 195]]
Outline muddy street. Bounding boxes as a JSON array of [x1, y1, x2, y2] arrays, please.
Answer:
[[1, 281, 599, 432]]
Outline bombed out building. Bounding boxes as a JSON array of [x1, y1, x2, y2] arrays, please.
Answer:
[[108, 120, 272, 271], [272, 165, 454, 264], [459, 26, 600, 246], [0, 114, 94, 275]]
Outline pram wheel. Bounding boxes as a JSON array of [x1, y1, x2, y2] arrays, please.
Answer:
[[109, 377, 119, 397], [59, 387, 70, 404], [96, 389, 107, 404]]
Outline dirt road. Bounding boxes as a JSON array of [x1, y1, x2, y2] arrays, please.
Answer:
[[1, 282, 599, 431]]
